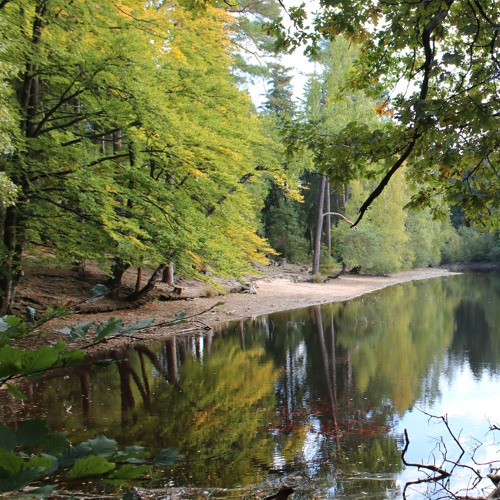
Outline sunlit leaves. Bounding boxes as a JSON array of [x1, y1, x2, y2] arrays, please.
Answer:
[[1, 0, 286, 313]]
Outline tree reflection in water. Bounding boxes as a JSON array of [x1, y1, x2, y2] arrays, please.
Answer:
[[3, 273, 500, 498]]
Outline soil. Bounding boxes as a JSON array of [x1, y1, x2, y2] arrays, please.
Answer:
[[13, 261, 459, 351]]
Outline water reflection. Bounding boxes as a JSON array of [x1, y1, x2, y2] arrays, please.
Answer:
[[4, 273, 500, 498]]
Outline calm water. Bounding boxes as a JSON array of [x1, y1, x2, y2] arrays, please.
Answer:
[[5, 272, 500, 498]]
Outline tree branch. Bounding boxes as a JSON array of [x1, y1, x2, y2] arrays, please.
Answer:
[[323, 211, 354, 227]]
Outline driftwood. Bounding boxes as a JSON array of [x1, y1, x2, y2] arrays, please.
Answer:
[[401, 410, 500, 499], [323, 263, 347, 282]]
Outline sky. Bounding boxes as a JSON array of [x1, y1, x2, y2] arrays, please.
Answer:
[[243, 0, 320, 108]]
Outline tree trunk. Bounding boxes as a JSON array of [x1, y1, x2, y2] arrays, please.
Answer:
[[162, 260, 175, 286], [107, 258, 130, 297], [126, 264, 166, 302], [135, 267, 142, 292], [312, 175, 326, 275], [324, 178, 331, 256], [0, 4, 45, 314], [0, 206, 23, 314]]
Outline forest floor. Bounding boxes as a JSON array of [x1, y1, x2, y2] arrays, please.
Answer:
[[14, 260, 461, 352]]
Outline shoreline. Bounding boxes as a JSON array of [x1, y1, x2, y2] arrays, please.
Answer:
[[19, 266, 463, 352], [132, 267, 461, 339]]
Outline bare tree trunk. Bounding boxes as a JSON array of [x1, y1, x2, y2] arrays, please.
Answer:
[[0, 206, 24, 314], [135, 267, 142, 292], [312, 175, 327, 275], [325, 178, 331, 256], [126, 264, 166, 302], [107, 258, 130, 298], [162, 260, 175, 286]]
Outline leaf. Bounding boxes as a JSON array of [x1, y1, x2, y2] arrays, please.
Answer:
[[59, 442, 93, 468], [24, 306, 37, 323], [0, 467, 46, 494], [91, 284, 108, 296], [122, 318, 155, 335], [86, 436, 117, 457], [0, 423, 17, 451], [108, 463, 151, 479], [14, 485, 56, 498], [57, 321, 93, 341], [93, 318, 124, 342], [67, 455, 116, 479], [57, 349, 85, 366], [20, 346, 59, 375], [114, 446, 149, 464], [0, 316, 23, 332], [154, 447, 181, 467], [42, 432, 70, 457], [25, 455, 57, 475], [0, 449, 23, 473], [6, 383, 27, 401], [0, 345, 22, 377], [16, 418, 49, 449]]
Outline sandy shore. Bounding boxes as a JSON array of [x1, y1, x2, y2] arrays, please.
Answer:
[[131, 267, 460, 336]]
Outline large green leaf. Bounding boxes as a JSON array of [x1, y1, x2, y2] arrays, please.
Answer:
[[0, 467, 47, 493], [0, 449, 23, 474], [93, 318, 124, 342], [25, 455, 57, 475], [16, 418, 49, 449], [56, 349, 85, 366], [42, 432, 70, 457], [59, 442, 93, 468], [0, 345, 22, 378], [0, 423, 16, 451], [20, 347, 59, 374], [86, 436, 117, 457], [67, 455, 116, 479], [108, 463, 151, 479]]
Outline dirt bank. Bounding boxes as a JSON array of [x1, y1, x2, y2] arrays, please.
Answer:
[[15, 264, 460, 349], [148, 267, 459, 328]]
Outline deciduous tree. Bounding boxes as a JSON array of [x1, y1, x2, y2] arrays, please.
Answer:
[[271, 0, 500, 227]]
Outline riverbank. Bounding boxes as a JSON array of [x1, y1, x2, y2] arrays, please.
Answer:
[[83, 267, 460, 346], [16, 264, 460, 349], [150, 267, 460, 329]]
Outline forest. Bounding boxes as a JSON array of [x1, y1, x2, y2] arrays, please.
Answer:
[[0, 0, 499, 496], [0, 0, 499, 315]]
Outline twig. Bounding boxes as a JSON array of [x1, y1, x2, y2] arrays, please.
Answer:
[[401, 428, 451, 479]]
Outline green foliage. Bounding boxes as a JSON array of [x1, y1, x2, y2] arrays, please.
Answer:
[[0, 301, 189, 497], [335, 171, 409, 274], [275, 0, 500, 227], [0, 0, 287, 313], [442, 227, 500, 264], [0, 420, 179, 495], [404, 208, 454, 268], [265, 196, 309, 262], [0, 173, 17, 207]]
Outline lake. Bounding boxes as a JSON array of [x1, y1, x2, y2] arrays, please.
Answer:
[[5, 272, 500, 498]]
